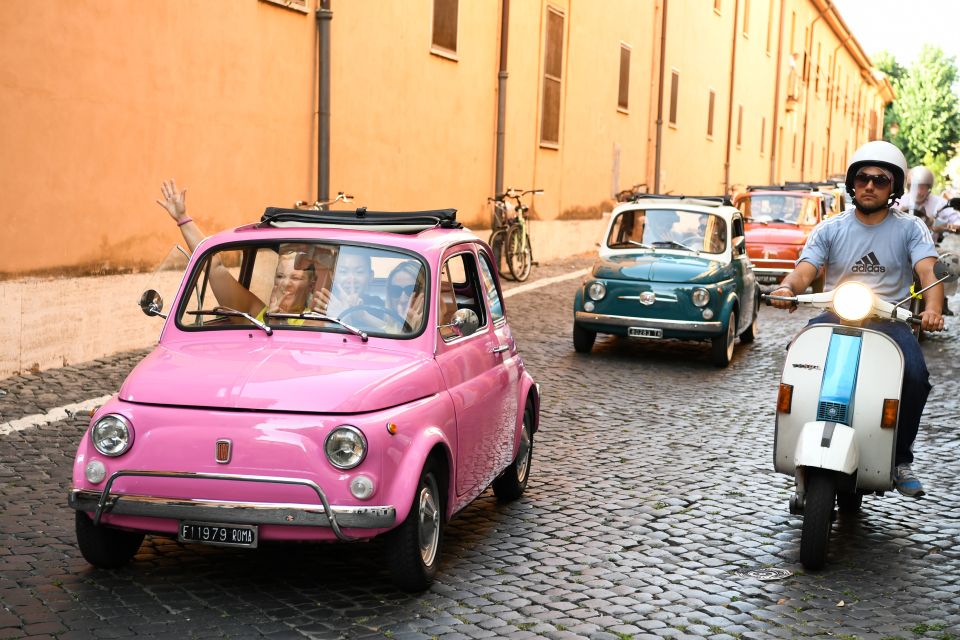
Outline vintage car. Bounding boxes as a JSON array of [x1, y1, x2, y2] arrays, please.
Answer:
[[68, 207, 539, 591], [733, 187, 829, 291], [572, 196, 759, 367]]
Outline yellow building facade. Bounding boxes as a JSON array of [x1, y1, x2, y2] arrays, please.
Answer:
[[0, 0, 890, 375]]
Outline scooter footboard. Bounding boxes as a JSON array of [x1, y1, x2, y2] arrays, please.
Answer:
[[794, 421, 857, 474]]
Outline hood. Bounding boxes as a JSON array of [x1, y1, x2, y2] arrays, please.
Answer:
[[745, 224, 807, 246], [592, 254, 730, 284], [119, 339, 443, 414]]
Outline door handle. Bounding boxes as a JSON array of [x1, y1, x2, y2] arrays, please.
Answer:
[[491, 344, 510, 354]]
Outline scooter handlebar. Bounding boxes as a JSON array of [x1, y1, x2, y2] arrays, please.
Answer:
[[760, 293, 798, 306]]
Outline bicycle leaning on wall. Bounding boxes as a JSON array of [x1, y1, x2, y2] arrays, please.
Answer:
[[487, 188, 542, 282]]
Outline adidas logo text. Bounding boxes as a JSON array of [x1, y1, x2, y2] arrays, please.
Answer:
[[851, 252, 886, 273]]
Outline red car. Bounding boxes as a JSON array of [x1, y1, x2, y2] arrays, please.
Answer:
[[734, 188, 829, 291]]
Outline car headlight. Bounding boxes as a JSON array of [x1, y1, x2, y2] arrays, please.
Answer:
[[587, 282, 607, 301], [324, 425, 367, 470], [691, 288, 710, 307], [833, 281, 874, 321], [91, 414, 133, 457]]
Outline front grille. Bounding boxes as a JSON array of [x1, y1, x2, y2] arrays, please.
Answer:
[[817, 401, 849, 425]]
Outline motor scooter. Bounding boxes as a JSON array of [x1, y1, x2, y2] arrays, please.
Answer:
[[765, 276, 950, 570]]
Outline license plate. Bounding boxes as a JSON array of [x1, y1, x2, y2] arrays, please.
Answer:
[[628, 327, 663, 339], [178, 521, 258, 548], [757, 274, 781, 284]]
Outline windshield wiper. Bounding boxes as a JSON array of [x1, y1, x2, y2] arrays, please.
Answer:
[[652, 240, 700, 254], [266, 311, 369, 342], [186, 307, 273, 335], [627, 240, 655, 249], [770, 218, 799, 225]]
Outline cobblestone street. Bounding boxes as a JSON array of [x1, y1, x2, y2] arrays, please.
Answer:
[[2, 256, 959, 639]]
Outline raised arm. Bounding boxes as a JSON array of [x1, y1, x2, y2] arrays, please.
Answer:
[[155, 180, 264, 316]]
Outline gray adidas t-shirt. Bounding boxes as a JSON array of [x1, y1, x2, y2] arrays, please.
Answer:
[[798, 208, 937, 301]]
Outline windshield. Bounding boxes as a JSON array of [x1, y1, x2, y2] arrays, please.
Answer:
[[741, 194, 819, 224], [176, 242, 427, 338], [607, 209, 727, 253]]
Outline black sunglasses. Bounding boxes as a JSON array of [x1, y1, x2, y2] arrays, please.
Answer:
[[854, 172, 892, 188], [388, 283, 417, 298]]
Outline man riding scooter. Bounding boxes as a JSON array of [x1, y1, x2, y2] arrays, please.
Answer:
[[769, 141, 945, 497]]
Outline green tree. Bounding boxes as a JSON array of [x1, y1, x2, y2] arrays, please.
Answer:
[[888, 45, 960, 167], [874, 51, 906, 148]]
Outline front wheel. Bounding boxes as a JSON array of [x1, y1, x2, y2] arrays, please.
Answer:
[[506, 224, 533, 282], [75, 511, 144, 569], [711, 311, 736, 367], [740, 295, 760, 344], [573, 323, 597, 353], [800, 470, 835, 570], [385, 462, 444, 592], [493, 406, 534, 501]]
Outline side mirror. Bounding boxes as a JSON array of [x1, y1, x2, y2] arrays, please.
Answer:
[[935, 257, 960, 283], [444, 308, 480, 337], [734, 236, 746, 252], [139, 289, 167, 318]]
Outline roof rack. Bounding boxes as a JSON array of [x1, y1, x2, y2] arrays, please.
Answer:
[[630, 194, 733, 207], [259, 207, 462, 231]]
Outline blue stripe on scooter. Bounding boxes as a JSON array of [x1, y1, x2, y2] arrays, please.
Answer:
[[817, 331, 863, 425]]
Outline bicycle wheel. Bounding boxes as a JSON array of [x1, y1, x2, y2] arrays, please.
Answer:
[[488, 228, 512, 280], [506, 224, 532, 281]]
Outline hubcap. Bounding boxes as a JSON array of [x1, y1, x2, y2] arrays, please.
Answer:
[[726, 318, 735, 358], [516, 423, 532, 482], [417, 477, 440, 566]]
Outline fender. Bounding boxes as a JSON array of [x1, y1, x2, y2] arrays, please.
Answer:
[[503, 377, 540, 470], [382, 424, 456, 523], [719, 289, 739, 333], [794, 420, 858, 475]]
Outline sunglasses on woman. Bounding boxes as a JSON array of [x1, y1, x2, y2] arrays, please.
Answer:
[[388, 283, 417, 298], [853, 172, 892, 188]]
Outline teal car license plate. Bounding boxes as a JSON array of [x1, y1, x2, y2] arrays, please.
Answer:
[[628, 327, 662, 339], [179, 521, 258, 548]]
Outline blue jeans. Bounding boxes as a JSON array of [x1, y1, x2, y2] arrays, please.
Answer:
[[807, 312, 931, 466]]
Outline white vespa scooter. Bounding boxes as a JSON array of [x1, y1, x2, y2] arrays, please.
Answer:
[[766, 276, 949, 570]]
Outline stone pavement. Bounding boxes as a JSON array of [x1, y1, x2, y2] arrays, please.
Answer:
[[1, 255, 959, 639]]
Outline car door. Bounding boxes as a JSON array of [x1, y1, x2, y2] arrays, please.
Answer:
[[730, 213, 758, 331], [434, 247, 514, 497]]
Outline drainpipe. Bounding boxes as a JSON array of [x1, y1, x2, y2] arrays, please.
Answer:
[[723, 0, 741, 194], [799, 9, 823, 180], [653, 0, 668, 194], [317, 0, 332, 206], [769, 0, 785, 183], [494, 0, 510, 197], [825, 36, 848, 176]]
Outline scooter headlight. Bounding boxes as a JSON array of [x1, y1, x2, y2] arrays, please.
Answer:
[[833, 281, 874, 321]]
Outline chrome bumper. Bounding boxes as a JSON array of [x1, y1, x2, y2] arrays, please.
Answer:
[[575, 311, 722, 333], [68, 470, 396, 542]]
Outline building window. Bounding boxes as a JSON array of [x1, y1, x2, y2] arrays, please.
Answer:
[[259, 0, 308, 14], [714, 0, 721, 14], [742, 0, 750, 36], [760, 117, 766, 155], [431, 0, 459, 56], [618, 44, 631, 111], [541, 6, 565, 146], [792, 133, 797, 165], [736, 105, 744, 148], [789, 11, 796, 54], [765, 0, 774, 53], [669, 69, 680, 126], [707, 89, 716, 138]]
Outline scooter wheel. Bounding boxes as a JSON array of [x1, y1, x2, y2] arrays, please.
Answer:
[[799, 470, 835, 571]]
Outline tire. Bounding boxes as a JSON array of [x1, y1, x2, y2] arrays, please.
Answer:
[[75, 511, 144, 569], [385, 461, 444, 592], [836, 491, 863, 514], [506, 224, 533, 282], [799, 470, 835, 571], [711, 311, 736, 367], [740, 295, 760, 344], [493, 406, 533, 501], [573, 322, 597, 353], [489, 228, 511, 281]]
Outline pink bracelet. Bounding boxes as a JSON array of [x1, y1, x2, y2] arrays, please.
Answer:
[[177, 217, 193, 227]]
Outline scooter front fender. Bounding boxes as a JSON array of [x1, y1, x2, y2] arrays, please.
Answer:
[[794, 421, 858, 475]]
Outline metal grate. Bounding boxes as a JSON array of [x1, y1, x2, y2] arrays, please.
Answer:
[[817, 401, 849, 425]]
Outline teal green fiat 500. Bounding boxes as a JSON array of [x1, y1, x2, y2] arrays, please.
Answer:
[[573, 196, 760, 367]]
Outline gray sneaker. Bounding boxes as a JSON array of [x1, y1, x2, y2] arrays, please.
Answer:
[[894, 464, 925, 498]]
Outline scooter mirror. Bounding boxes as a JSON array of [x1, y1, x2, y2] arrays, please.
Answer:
[[948, 197, 960, 210], [934, 259, 960, 283]]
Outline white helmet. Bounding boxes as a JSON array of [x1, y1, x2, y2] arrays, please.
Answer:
[[907, 165, 935, 188], [844, 140, 908, 200]]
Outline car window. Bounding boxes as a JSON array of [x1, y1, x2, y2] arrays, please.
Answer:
[[608, 209, 726, 254], [177, 242, 427, 338], [731, 216, 746, 256], [438, 251, 488, 342], [477, 251, 505, 322]]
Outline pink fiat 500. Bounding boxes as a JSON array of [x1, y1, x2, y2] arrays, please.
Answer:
[[68, 207, 539, 591]]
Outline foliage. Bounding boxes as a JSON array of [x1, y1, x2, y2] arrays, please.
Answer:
[[880, 45, 960, 171]]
